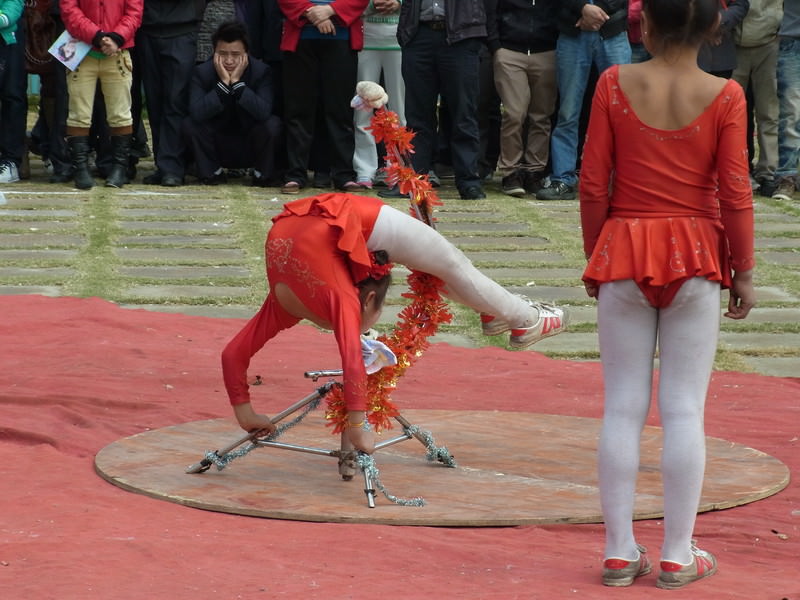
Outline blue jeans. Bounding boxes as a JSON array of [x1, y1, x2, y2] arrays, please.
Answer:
[[777, 37, 800, 181], [550, 31, 631, 186]]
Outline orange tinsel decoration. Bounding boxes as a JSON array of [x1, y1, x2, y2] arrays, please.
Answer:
[[325, 106, 452, 433]]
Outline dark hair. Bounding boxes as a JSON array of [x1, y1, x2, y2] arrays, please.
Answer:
[[357, 250, 392, 308], [212, 21, 250, 52], [642, 0, 719, 50]]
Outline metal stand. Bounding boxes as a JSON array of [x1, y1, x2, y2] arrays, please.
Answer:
[[186, 369, 454, 508]]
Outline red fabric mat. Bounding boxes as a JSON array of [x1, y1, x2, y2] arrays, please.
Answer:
[[1, 296, 797, 599]]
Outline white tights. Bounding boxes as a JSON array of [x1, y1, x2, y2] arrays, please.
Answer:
[[597, 278, 721, 565], [368, 204, 537, 327]]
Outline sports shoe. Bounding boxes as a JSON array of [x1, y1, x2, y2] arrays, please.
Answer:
[[656, 543, 717, 590], [0, 160, 20, 183], [602, 545, 652, 587], [523, 170, 546, 194], [757, 177, 778, 198], [480, 298, 568, 349], [772, 177, 796, 201], [536, 180, 575, 200], [501, 171, 525, 198], [460, 185, 486, 200]]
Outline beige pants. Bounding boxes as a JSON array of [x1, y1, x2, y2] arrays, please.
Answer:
[[66, 50, 133, 135], [493, 47, 557, 175]]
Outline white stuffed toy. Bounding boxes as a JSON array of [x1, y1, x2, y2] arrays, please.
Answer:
[[350, 80, 389, 111]]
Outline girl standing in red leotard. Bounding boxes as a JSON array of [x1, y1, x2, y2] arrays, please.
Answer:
[[580, 0, 756, 590]]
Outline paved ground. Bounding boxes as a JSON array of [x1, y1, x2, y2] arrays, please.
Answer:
[[1, 161, 798, 377]]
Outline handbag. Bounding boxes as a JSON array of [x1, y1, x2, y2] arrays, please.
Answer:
[[24, 0, 57, 75]]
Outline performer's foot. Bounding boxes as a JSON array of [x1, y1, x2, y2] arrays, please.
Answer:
[[656, 543, 717, 590], [480, 299, 568, 349], [602, 545, 652, 587]]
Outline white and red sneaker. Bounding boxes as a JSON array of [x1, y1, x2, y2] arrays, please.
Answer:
[[656, 543, 717, 590], [480, 299, 568, 349], [602, 545, 652, 587]]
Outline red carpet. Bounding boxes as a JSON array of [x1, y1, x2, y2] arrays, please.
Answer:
[[1, 295, 797, 599]]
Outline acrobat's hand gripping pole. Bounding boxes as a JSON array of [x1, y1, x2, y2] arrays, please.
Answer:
[[185, 381, 340, 474]]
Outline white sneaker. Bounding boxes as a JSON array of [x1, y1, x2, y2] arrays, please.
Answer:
[[0, 161, 20, 183], [480, 298, 568, 349]]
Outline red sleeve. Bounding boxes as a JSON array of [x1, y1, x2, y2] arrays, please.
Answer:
[[276, 0, 315, 25], [579, 70, 615, 259], [221, 296, 300, 406], [60, 0, 101, 44], [111, 0, 143, 46], [329, 288, 369, 411], [716, 82, 755, 272]]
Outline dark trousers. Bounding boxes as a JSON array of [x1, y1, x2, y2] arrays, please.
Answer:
[[402, 24, 482, 192], [182, 115, 282, 179], [282, 38, 357, 187], [0, 29, 29, 166], [134, 31, 197, 177]]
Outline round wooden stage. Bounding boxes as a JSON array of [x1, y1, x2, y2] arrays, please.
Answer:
[[95, 410, 789, 527]]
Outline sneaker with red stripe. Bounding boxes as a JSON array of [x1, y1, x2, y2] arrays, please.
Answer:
[[602, 544, 652, 587], [480, 300, 568, 349], [656, 543, 717, 590]]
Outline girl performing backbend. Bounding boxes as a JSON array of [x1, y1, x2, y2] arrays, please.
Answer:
[[579, 0, 756, 590], [222, 193, 567, 454]]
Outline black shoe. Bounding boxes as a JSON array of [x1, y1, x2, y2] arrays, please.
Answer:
[[143, 171, 162, 185], [378, 185, 405, 198], [757, 178, 778, 198], [460, 185, 486, 200], [501, 171, 525, 198], [200, 172, 228, 185], [536, 180, 576, 200], [313, 171, 331, 188], [162, 173, 183, 187], [523, 171, 546, 194], [251, 175, 272, 187]]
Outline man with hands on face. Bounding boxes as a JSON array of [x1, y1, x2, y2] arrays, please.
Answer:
[[182, 20, 281, 187]]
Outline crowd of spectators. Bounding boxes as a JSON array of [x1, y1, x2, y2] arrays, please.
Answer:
[[0, 0, 797, 200]]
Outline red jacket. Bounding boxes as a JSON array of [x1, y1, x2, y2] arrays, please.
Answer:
[[61, 0, 143, 49], [277, 0, 368, 52]]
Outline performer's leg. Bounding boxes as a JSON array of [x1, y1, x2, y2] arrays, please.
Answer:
[[596, 279, 657, 561], [656, 277, 720, 565], [368, 204, 537, 327]]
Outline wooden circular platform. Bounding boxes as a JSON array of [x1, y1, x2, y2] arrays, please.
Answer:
[[95, 410, 789, 527]]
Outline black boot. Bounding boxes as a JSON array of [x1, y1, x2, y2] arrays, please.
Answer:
[[67, 136, 95, 190], [105, 134, 132, 188]]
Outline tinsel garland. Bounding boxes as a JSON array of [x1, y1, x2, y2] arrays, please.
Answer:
[[325, 106, 453, 433]]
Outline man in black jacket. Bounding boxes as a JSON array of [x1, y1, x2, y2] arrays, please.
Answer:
[[136, 0, 204, 187], [536, 0, 631, 201], [388, 0, 496, 200], [182, 21, 281, 186]]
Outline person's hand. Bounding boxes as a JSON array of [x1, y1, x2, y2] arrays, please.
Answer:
[[213, 52, 231, 85], [584, 281, 599, 299], [99, 36, 120, 56], [230, 53, 248, 84], [316, 18, 336, 35], [233, 402, 276, 437], [577, 4, 609, 31], [374, 0, 400, 13], [724, 270, 756, 319], [305, 4, 335, 25], [345, 411, 375, 454]]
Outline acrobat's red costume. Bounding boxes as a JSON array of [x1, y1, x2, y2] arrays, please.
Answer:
[[222, 193, 540, 412]]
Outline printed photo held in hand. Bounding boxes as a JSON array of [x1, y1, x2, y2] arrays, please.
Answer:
[[578, 0, 756, 591], [221, 82, 568, 454], [48, 29, 90, 71]]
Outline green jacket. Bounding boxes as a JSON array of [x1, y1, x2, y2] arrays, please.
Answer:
[[0, 0, 23, 45], [735, 0, 784, 47]]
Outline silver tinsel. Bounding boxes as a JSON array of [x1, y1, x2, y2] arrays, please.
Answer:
[[403, 424, 457, 468], [204, 396, 322, 470], [356, 453, 425, 507]]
